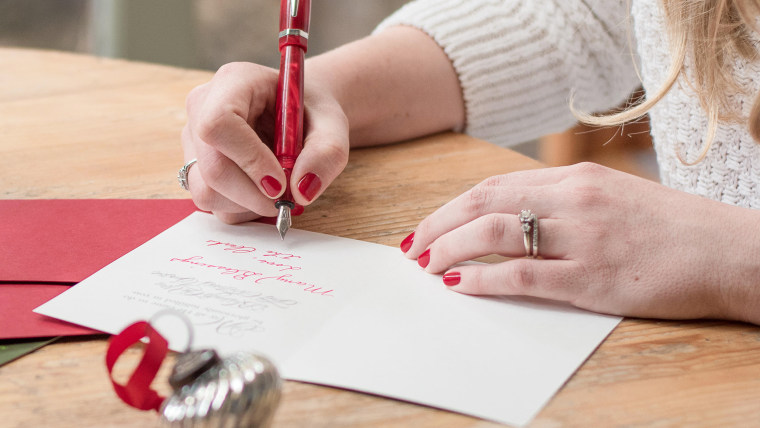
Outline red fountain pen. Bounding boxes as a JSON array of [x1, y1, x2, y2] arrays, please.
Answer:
[[274, 0, 311, 239]]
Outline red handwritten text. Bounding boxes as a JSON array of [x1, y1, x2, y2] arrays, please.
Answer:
[[203, 240, 304, 271], [205, 240, 257, 254], [255, 274, 334, 297], [168, 256, 333, 297], [255, 259, 301, 272], [170, 256, 262, 280], [261, 250, 301, 260]]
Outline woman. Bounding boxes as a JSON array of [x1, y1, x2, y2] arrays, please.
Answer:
[[180, 0, 760, 324]]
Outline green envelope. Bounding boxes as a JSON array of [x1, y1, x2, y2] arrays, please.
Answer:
[[0, 338, 58, 367]]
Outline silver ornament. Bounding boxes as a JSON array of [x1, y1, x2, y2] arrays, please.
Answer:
[[159, 350, 282, 428]]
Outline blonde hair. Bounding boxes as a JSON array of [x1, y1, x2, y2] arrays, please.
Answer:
[[573, 0, 760, 164]]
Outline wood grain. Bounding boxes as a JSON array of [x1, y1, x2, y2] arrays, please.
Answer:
[[1, 47, 759, 428]]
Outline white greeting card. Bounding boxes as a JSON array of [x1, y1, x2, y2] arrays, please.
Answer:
[[36, 211, 620, 426]]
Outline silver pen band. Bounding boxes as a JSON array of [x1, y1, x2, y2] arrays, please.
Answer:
[[279, 29, 309, 39]]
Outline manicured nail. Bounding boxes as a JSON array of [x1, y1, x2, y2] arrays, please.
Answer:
[[297, 173, 321, 202], [291, 203, 304, 216], [417, 249, 431, 268], [260, 175, 282, 198], [442, 272, 461, 286], [400, 232, 415, 253]]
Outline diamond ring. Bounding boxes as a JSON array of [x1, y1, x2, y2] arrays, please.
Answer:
[[518, 210, 538, 258], [178, 159, 197, 191]]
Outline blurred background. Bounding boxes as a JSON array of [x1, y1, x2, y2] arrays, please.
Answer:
[[0, 0, 408, 69], [0, 0, 655, 178]]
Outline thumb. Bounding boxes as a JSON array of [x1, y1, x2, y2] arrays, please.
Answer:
[[290, 106, 349, 206]]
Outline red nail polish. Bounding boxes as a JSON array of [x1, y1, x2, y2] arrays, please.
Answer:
[[443, 272, 461, 286], [418, 249, 430, 268], [260, 175, 282, 198], [291, 203, 304, 216], [297, 173, 321, 202], [400, 232, 415, 253]]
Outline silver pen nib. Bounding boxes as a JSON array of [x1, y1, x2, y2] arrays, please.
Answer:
[[275, 202, 293, 240]]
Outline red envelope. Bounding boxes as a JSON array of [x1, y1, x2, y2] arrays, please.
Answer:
[[1, 284, 102, 338], [0, 199, 198, 339]]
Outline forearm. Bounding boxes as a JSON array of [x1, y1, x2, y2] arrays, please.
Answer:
[[306, 26, 465, 147]]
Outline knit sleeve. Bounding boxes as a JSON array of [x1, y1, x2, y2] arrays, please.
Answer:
[[374, 0, 642, 147]]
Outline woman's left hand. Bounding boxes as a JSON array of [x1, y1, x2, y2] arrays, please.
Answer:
[[402, 162, 759, 323]]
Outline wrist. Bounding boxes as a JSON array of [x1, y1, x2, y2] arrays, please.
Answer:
[[710, 203, 760, 324]]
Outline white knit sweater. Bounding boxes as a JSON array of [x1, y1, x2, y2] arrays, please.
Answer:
[[376, 0, 760, 209]]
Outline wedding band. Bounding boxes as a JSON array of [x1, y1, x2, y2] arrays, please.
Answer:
[[518, 210, 538, 258], [178, 159, 197, 191], [532, 215, 539, 258]]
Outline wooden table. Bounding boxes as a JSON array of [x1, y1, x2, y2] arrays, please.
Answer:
[[1, 47, 759, 428]]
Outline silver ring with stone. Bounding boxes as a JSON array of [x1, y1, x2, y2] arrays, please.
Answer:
[[518, 209, 538, 258], [178, 159, 197, 191], [531, 214, 539, 258]]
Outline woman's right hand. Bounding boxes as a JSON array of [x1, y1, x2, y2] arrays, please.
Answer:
[[181, 62, 349, 224]]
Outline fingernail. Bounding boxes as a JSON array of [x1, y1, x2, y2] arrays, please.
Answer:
[[297, 173, 321, 202], [260, 175, 282, 198], [443, 272, 461, 286], [417, 249, 430, 268], [400, 232, 415, 253], [291, 203, 304, 216]]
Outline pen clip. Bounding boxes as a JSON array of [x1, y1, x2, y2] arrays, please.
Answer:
[[290, 0, 299, 17]]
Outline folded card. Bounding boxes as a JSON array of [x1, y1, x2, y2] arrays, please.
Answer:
[[36, 211, 621, 426]]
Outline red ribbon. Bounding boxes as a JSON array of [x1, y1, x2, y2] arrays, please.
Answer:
[[105, 321, 169, 412]]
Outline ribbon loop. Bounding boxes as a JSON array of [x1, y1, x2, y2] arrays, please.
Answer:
[[105, 321, 169, 412]]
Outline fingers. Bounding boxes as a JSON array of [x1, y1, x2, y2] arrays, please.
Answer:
[[194, 138, 280, 217], [182, 61, 352, 221], [404, 164, 596, 260], [182, 63, 286, 220], [189, 64, 286, 200], [420, 214, 564, 273], [182, 124, 279, 218], [181, 61, 351, 222], [404, 172, 558, 259], [440, 259, 585, 304], [213, 211, 261, 225]]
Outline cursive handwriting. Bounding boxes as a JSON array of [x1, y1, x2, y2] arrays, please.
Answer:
[[201, 241, 303, 272], [163, 257, 335, 298], [192, 314, 265, 337], [204, 240, 256, 253], [169, 256, 262, 280], [152, 271, 299, 311], [255, 274, 334, 297], [204, 240, 303, 272], [254, 258, 301, 272], [261, 250, 301, 260], [204, 241, 302, 260]]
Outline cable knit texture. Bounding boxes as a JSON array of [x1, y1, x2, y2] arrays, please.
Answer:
[[376, 0, 760, 208], [632, 1, 760, 208]]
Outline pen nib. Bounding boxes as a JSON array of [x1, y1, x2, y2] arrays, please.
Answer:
[[275, 203, 292, 240]]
